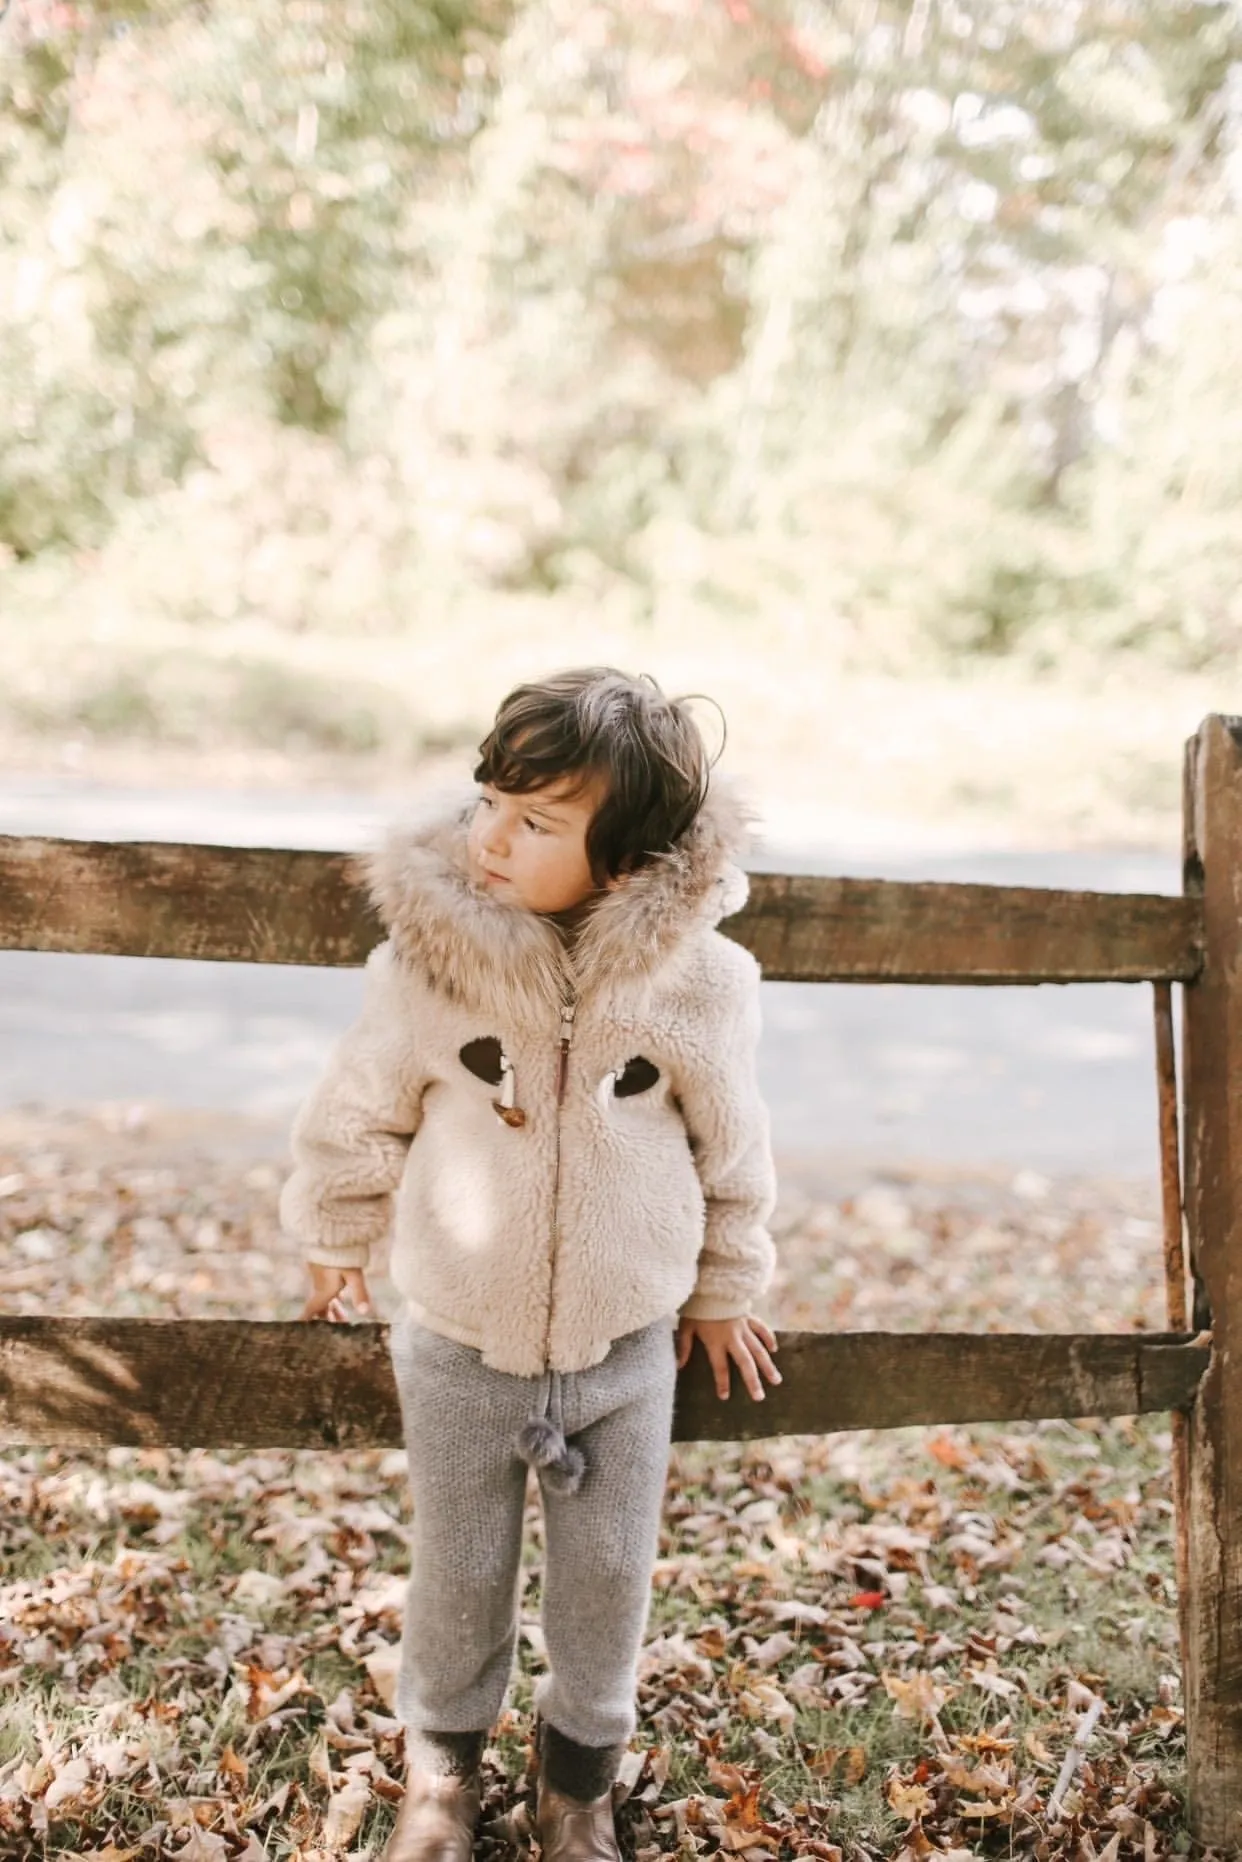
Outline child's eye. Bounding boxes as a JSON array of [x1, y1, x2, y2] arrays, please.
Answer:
[[524, 818, 548, 835]]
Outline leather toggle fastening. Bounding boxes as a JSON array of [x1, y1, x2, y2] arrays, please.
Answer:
[[458, 1037, 527, 1127], [493, 1054, 526, 1128], [595, 1054, 660, 1111]]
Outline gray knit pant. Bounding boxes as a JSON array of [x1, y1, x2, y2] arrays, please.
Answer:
[[388, 1310, 678, 1749]]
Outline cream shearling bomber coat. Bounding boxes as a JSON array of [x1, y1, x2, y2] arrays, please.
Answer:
[[280, 782, 777, 1377]]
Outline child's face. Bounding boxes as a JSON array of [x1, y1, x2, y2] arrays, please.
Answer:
[[467, 775, 610, 915]]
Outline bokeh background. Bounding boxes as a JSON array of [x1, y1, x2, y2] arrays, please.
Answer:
[[3, 0, 1240, 849], [0, 21, 1229, 1846], [4, 0, 1242, 1186]]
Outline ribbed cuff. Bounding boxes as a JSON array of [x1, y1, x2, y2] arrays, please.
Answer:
[[538, 1718, 624, 1800], [678, 1290, 750, 1321], [305, 1244, 371, 1271], [405, 1728, 486, 1779]]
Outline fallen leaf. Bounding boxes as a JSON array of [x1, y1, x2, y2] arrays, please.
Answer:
[[748, 1631, 798, 1668], [612, 1749, 647, 1803], [882, 1672, 954, 1720], [240, 1663, 312, 1721], [309, 1734, 334, 1792], [886, 1776, 934, 1817], [841, 1746, 867, 1784], [719, 1828, 780, 1854], [243, 1779, 292, 1827], [735, 1681, 796, 1730], [707, 1760, 757, 1796], [43, 1755, 94, 1812], [804, 1744, 869, 1784], [171, 1828, 231, 1860], [927, 1436, 973, 1469], [231, 1569, 286, 1608], [953, 1731, 1015, 1755], [217, 1744, 248, 1791], [323, 1769, 371, 1851], [364, 1642, 401, 1711], [966, 1664, 1021, 1699]]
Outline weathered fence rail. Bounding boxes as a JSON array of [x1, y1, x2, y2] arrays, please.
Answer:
[[0, 1317, 1211, 1450], [1, 714, 1238, 1842], [0, 832, 1203, 980]]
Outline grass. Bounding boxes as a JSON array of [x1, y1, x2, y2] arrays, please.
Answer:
[[0, 1414, 1191, 1858], [0, 1101, 1200, 1857]]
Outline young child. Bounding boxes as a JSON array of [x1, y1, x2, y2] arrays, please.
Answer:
[[281, 666, 780, 1862]]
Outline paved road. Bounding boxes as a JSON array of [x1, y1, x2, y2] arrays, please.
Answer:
[[0, 779, 1183, 1183]]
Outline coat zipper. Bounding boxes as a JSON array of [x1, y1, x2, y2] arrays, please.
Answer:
[[542, 993, 577, 1368]]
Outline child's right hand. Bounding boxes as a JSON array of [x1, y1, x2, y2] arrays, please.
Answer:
[[301, 1262, 373, 1323]]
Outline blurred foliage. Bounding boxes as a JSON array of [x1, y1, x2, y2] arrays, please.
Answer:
[[9, 647, 444, 752], [2, 0, 1242, 669]]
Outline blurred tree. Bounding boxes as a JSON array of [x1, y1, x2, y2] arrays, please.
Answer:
[[0, 0, 509, 554], [2, 0, 1241, 662]]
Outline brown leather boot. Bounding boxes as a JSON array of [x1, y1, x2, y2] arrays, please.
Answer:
[[534, 1779, 621, 1862], [380, 1770, 481, 1862], [534, 1720, 623, 1862]]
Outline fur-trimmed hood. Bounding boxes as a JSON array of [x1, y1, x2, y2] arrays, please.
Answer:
[[364, 779, 754, 1023]]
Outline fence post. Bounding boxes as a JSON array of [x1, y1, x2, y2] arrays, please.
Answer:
[[1180, 715, 1242, 1843]]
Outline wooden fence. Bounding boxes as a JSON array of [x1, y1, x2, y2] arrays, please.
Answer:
[[0, 713, 1237, 1843]]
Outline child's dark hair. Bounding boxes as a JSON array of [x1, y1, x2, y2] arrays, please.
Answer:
[[473, 667, 716, 883]]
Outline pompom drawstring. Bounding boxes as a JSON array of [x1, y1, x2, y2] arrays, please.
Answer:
[[514, 1367, 586, 1494]]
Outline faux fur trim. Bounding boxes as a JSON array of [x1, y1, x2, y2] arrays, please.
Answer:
[[364, 777, 755, 1022]]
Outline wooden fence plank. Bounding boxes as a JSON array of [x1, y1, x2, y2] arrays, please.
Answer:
[[0, 835, 1203, 982], [0, 837, 378, 968], [739, 871, 1201, 983], [0, 1318, 1208, 1449], [1179, 715, 1242, 1846], [1154, 977, 1194, 1755]]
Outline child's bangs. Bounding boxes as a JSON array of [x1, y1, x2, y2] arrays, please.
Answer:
[[474, 717, 598, 798]]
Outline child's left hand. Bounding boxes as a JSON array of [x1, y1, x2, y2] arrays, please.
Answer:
[[675, 1315, 781, 1402]]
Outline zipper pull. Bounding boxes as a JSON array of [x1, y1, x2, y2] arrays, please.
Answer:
[[556, 1000, 576, 1104]]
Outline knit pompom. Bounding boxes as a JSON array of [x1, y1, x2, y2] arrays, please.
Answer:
[[515, 1416, 565, 1469], [541, 1444, 586, 1496]]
